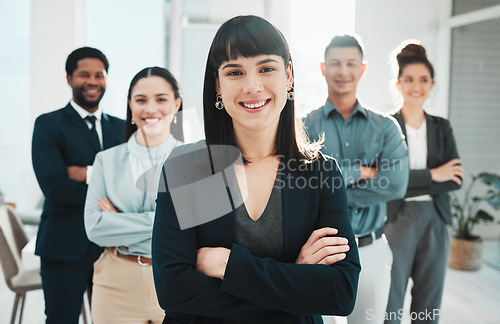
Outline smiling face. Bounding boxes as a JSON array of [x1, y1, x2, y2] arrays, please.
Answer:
[[129, 76, 181, 145], [396, 63, 434, 108], [66, 58, 106, 112], [216, 54, 293, 136], [321, 47, 366, 99]]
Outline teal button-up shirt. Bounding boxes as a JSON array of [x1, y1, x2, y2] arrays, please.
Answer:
[[303, 99, 409, 236]]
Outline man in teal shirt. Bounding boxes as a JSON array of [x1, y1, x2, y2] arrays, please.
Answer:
[[304, 35, 409, 324]]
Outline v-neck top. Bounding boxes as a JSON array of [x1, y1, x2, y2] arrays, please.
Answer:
[[234, 175, 284, 259]]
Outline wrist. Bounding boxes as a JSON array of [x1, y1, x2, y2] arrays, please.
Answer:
[[430, 168, 436, 181]]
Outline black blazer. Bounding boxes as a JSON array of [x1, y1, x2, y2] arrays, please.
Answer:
[[152, 142, 361, 324], [32, 103, 124, 260], [387, 111, 461, 224]]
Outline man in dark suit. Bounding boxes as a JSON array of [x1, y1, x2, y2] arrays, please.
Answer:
[[32, 47, 124, 324]]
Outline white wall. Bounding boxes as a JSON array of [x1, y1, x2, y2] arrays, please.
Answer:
[[0, 0, 32, 209], [29, 0, 88, 208], [85, 0, 166, 120], [354, 0, 443, 115], [290, 1, 356, 116]]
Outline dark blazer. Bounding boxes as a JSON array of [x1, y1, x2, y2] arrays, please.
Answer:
[[152, 142, 361, 324], [386, 111, 461, 224], [32, 103, 124, 260]]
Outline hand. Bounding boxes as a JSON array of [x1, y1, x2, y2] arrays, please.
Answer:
[[430, 158, 464, 185], [196, 247, 231, 280], [295, 227, 350, 265], [360, 166, 379, 180], [98, 197, 119, 213], [67, 165, 87, 182]]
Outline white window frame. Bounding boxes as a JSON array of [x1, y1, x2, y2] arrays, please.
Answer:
[[435, 1, 500, 118]]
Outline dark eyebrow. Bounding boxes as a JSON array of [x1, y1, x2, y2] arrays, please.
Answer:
[[257, 58, 279, 65], [221, 58, 280, 70], [221, 63, 242, 70], [133, 93, 170, 98]]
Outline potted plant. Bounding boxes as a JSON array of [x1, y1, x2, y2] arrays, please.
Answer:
[[449, 172, 500, 270]]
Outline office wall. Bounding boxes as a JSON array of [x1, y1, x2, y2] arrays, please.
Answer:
[[355, 0, 442, 114], [0, 0, 32, 208]]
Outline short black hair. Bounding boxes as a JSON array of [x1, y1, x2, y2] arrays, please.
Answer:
[[324, 34, 365, 60], [65, 47, 109, 76]]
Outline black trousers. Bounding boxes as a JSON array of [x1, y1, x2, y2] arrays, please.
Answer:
[[40, 246, 102, 324]]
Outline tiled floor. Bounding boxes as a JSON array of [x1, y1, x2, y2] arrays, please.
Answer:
[[1, 241, 499, 324]]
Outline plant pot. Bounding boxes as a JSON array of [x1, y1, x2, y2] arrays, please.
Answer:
[[449, 236, 483, 270]]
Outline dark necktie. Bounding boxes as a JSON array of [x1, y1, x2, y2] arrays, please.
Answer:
[[85, 115, 100, 150]]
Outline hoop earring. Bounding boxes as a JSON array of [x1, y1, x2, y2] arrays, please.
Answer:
[[287, 86, 295, 101], [215, 94, 224, 110]]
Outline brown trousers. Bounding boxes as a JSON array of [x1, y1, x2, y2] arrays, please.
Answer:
[[91, 248, 164, 324]]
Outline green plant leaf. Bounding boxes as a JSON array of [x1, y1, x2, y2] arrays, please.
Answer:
[[451, 172, 500, 237], [473, 210, 495, 223], [477, 172, 500, 191], [452, 203, 463, 212], [487, 195, 500, 210]]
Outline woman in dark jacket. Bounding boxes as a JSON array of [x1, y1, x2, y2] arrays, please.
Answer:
[[385, 42, 463, 324], [152, 15, 360, 323]]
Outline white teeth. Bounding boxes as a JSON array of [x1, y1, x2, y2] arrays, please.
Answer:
[[144, 118, 160, 123], [243, 101, 266, 109]]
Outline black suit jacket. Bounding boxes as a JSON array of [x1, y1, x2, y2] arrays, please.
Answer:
[[387, 111, 461, 224], [152, 142, 361, 323], [32, 103, 124, 260]]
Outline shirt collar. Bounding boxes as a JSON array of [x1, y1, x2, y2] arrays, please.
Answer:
[[323, 99, 367, 119], [70, 100, 103, 121]]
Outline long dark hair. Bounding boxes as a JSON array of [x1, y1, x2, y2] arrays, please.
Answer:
[[202, 15, 320, 165], [124, 66, 183, 142]]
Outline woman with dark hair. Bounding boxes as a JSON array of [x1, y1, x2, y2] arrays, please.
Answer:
[[84, 66, 183, 323], [384, 43, 463, 324], [152, 15, 360, 323]]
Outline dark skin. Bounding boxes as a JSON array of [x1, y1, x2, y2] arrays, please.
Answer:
[[67, 165, 87, 182], [65, 58, 107, 182]]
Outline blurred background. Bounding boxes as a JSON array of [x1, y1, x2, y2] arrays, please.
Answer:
[[0, 0, 499, 238]]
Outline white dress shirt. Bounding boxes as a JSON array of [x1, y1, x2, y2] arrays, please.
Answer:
[[405, 121, 432, 201], [70, 100, 104, 184]]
